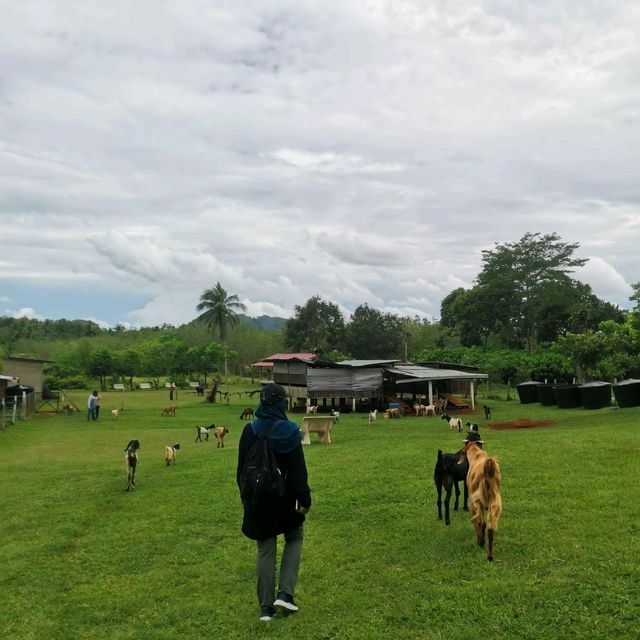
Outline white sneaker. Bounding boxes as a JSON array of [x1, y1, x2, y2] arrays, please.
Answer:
[[274, 593, 299, 612]]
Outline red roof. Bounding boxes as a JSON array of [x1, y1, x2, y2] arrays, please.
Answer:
[[263, 353, 316, 362], [251, 361, 274, 367]]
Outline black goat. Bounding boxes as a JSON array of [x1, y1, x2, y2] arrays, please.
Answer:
[[434, 431, 482, 525], [483, 405, 492, 420], [124, 439, 140, 492]]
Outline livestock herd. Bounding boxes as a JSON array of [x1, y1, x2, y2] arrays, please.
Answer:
[[121, 398, 502, 561]]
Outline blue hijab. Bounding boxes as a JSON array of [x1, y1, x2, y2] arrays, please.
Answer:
[[252, 398, 302, 454]]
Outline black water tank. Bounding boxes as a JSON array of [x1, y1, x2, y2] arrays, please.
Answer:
[[612, 379, 640, 408], [517, 381, 542, 404], [578, 381, 612, 410], [537, 384, 557, 406], [553, 384, 582, 408]]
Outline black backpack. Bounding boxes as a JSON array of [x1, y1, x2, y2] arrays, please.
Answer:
[[239, 424, 285, 505]]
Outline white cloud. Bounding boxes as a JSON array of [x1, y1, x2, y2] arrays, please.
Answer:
[[11, 307, 45, 320], [0, 0, 639, 325], [575, 257, 633, 306]]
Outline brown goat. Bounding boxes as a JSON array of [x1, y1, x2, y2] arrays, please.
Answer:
[[464, 439, 502, 561], [213, 426, 229, 448]]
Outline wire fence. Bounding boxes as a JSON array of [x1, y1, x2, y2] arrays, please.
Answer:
[[0, 390, 37, 429]]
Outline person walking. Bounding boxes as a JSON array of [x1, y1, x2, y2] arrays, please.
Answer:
[[236, 383, 311, 622], [87, 390, 98, 421], [94, 391, 102, 420]]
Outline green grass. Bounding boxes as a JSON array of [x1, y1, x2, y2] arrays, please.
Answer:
[[1, 389, 639, 639]]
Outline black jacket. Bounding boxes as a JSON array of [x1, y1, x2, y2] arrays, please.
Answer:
[[237, 423, 312, 540]]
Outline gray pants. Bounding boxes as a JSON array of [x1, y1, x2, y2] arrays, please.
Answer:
[[256, 524, 304, 607]]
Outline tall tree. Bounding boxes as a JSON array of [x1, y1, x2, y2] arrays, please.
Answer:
[[283, 296, 346, 354], [196, 282, 247, 379], [344, 304, 403, 359], [476, 232, 588, 354], [630, 282, 640, 312]]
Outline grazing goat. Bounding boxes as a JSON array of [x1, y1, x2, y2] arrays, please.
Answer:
[[195, 424, 215, 442], [424, 404, 436, 417], [441, 413, 462, 432], [368, 409, 377, 424], [414, 403, 427, 416], [161, 406, 176, 417], [124, 439, 140, 491], [111, 409, 119, 420], [483, 405, 492, 420], [433, 431, 483, 525], [62, 402, 76, 415], [165, 443, 181, 466], [434, 398, 447, 415], [464, 436, 502, 561], [330, 409, 340, 422], [306, 405, 318, 414], [213, 426, 229, 448], [388, 408, 400, 419], [240, 408, 254, 420]]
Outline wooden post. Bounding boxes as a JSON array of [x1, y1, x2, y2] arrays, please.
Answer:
[[352, 397, 356, 412], [470, 380, 475, 411], [428, 381, 434, 406]]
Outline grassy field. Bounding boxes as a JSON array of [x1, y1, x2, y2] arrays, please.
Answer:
[[1, 387, 638, 640]]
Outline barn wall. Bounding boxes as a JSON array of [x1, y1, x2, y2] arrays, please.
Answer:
[[3, 359, 45, 393]]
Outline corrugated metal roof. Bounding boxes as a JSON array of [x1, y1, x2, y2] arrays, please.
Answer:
[[251, 361, 274, 367], [390, 364, 488, 382], [337, 359, 400, 368]]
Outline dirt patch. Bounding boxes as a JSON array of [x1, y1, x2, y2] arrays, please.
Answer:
[[488, 418, 558, 431]]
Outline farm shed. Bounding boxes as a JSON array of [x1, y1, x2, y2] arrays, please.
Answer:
[[391, 363, 488, 411], [253, 353, 317, 408], [516, 381, 542, 404], [306, 359, 398, 412], [554, 384, 582, 408], [612, 379, 640, 408], [578, 381, 612, 410], [3, 356, 53, 397], [417, 361, 484, 396]]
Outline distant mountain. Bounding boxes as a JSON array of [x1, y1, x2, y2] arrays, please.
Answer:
[[237, 314, 287, 332]]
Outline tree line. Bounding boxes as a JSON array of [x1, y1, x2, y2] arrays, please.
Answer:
[[1, 232, 639, 389]]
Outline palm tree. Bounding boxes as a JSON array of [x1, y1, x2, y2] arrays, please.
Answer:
[[196, 282, 247, 381]]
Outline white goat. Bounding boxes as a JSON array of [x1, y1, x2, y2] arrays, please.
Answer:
[[441, 413, 462, 432], [368, 409, 378, 425]]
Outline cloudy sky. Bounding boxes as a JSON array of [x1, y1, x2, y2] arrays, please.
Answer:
[[2, 1, 639, 328]]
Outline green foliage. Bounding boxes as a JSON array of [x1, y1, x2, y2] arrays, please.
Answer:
[[1, 393, 638, 639], [283, 296, 346, 353], [344, 304, 403, 359], [441, 232, 622, 353], [321, 349, 352, 363], [553, 315, 640, 382], [415, 345, 573, 384]]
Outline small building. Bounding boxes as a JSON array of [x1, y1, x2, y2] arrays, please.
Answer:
[[3, 356, 53, 397], [253, 353, 317, 407]]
